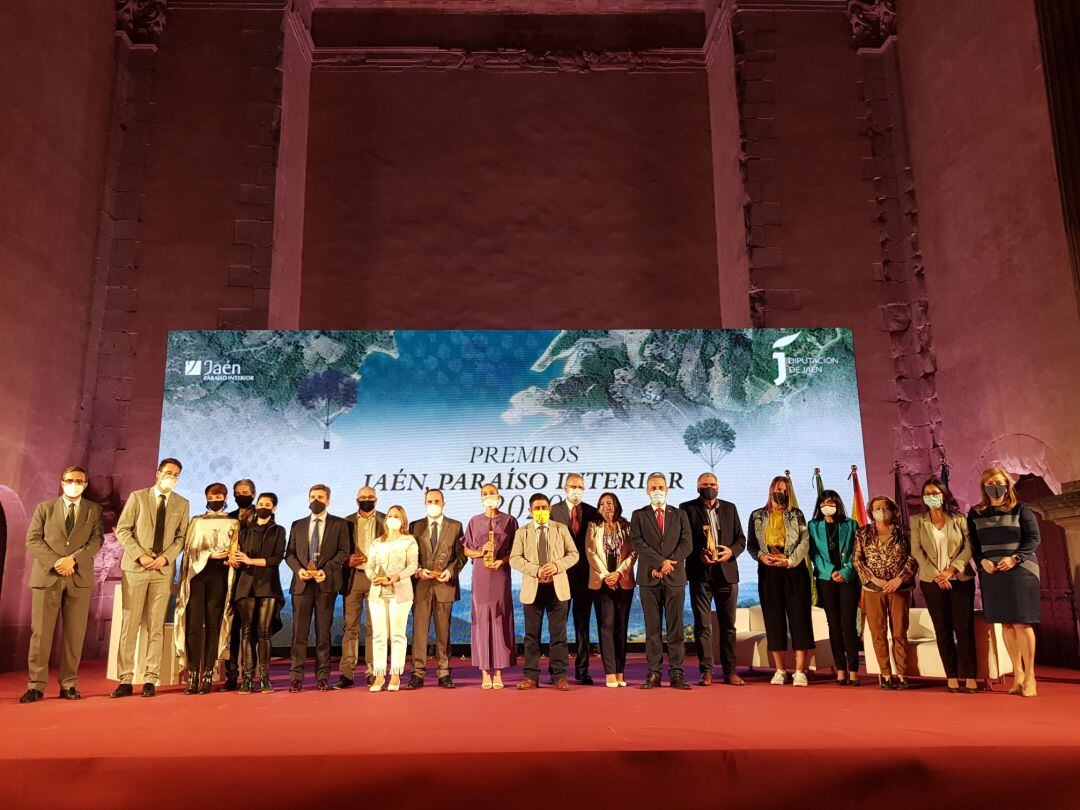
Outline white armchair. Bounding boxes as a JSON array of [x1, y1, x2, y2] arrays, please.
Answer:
[[719, 606, 835, 671]]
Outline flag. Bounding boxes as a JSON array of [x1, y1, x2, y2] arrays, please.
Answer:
[[813, 468, 825, 497], [893, 460, 910, 525], [940, 455, 950, 489], [849, 465, 868, 526], [784, 469, 799, 511]]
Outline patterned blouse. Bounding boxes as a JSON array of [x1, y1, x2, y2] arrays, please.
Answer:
[[853, 523, 917, 590]]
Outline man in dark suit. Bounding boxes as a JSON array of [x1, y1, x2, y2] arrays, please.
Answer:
[[223, 477, 257, 691], [284, 484, 350, 691], [335, 485, 384, 689], [629, 472, 693, 690], [20, 466, 105, 703], [549, 473, 599, 684], [406, 488, 465, 689], [680, 472, 746, 686]]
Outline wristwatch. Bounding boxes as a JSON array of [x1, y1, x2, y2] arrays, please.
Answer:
[[1011, 554, 1022, 564]]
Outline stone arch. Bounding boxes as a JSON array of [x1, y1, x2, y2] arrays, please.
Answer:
[[973, 434, 1069, 495]]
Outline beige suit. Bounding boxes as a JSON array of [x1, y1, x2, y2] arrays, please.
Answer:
[[585, 522, 636, 590], [113, 486, 190, 684], [910, 511, 973, 582], [25, 497, 105, 691], [510, 520, 579, 604]]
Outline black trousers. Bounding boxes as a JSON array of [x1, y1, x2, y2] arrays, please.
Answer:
[[564, 569, 601, 678], [640, 582, 686, 678], [921, 577, 977, 679], [235, 596, 276, 678], [290, 588, 336, 680], [690, 576, 738, 675], [597, 586, 633, 675], [185, 562, 228, 674], [816, 577, 861, 673], [523, 586, 569, 681], [758, 564, 814, 652]]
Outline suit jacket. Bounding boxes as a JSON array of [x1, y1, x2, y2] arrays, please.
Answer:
[[909, 511, 974, 582], [807, 518, 859, 583], [25, 497, 105, 589], [342, 510, 386, 594], [679, 497, 745, 584], [234, 521, 287, 604], [409, 516, 466, 602], [285, 514, 350, 595], [364, 535, 420, 603], [628, 503, 693, 589], [585, 520, 636, 590], [115, 487, 190, 574], [510, 521, 579, 603], [549, 500, 598, 579]]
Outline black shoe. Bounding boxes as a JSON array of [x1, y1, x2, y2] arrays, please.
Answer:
[[365, 673, 375, 687], [670, 676, 691, 690], [260, 675, 274, 693], [332, 676, 354, 690], [238, 678, 253, 694], [317, 679, 329, 691], [110, 683, 133, 699], [19, 689, 44, 704], [59, 687, 82, 700], [289, 680, 302, 693], [437, 675, 455, 689], [895, 678, 910, 690], [548, 675, 556, 685], [223, 675, 239, 692], [198, 673, 213, 695], [847, 676, 861, 687], [185, 674, 199, 695], [577, 674, 594, 686], [141, 683, 157, 698], [878, 676, 892, 690], [405, 675, 425, 690], [641, 674, 662, 690]]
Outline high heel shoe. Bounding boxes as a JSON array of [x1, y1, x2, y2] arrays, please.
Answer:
[[198, 671, 213, 695], [185, 672, 199, 695], [370, 675, 386, 692], [964, 679, 978, 694], [879, 675, 893, 690], [388, 674, 400, 692], [1022, 677, 1038, 698], [947, 678, 959, 693], [1009, 677, 1025, 696]]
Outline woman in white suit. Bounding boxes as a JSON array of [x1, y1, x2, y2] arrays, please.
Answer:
[[364, 505, 418, 692], [586, 492, 637, 688]]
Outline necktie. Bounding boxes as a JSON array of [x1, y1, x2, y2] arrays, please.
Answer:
[[571, 505, 580, 535], [310, 518, 322, 565], [656, 508, 665, 535], [430, 521, 439, 554], [538, 525, 549, 566], [152, 495, 166, 555], [65, 503, 76, 535]]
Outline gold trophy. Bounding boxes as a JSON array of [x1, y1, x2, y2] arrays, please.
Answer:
[[306, 557, 318, 577], [704, 524, 720, 563], [372, 563, 392, 587], [227, 527, 240, 565], [483, 524, 497, 568], [429, 553, 444, 580]]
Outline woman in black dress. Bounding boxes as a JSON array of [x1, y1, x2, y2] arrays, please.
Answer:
[[231, 492, 286, 693], [968, 468, 1041, 697]]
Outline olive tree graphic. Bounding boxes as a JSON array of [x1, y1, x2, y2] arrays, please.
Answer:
[[683, 418, 737, 473], [297, 369, 359, 449]]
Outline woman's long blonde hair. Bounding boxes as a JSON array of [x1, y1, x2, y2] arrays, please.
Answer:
[[975, 467, 1019, 513]]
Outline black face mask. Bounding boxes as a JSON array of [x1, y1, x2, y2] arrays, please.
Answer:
[[772, 491, 789, 507], [698, 487, 718, 502], [309, 501, 327, 515], [357, 499, 376, 513], [206, 500, 226, 512], [235, 495, 254, 510], [255, 507, 273, 520], [984, 484, 1008, 501]]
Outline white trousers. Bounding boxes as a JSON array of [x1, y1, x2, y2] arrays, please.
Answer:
[[368, 596, 411, 675]]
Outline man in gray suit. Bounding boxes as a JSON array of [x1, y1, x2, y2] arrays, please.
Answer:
[[406, 488, 465, 689], [20, 465, 105, 703], [511, 493, 579, 691], [110, 457, 191, 698], [334, 485, 384, 689]]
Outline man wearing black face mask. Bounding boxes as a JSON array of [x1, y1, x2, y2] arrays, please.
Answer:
[[680, 473, 746, 686], [223, 478, 257, 690], [335, 486, 384, 688]]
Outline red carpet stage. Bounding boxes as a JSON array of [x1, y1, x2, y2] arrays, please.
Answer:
[[3, 658, 1080, 810]]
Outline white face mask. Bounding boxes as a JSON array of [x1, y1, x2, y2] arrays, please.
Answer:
[[63, 483, 86, 499], [649, 491, 666, 507], [565, 487, 584, 505], [482, 495, 500, 509], [872, 509, 888, 523], [426, 503, 443, 519], [157, 475, 177, 493], [385, 516, 402, 533], [923, 494, 943, 510], [820, 505, 837, 517]]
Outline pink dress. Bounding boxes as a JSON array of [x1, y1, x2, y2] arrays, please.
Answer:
[[464, 512, 518, 670]]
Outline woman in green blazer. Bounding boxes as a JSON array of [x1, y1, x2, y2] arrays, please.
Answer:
[[807, 490, 861, 686]]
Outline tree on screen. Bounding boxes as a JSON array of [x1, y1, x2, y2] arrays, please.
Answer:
[[297, 369, 359, 449], [683, 418, 736, 472]]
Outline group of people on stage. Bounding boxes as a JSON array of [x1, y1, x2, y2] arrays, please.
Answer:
[[20, 459, 1043, 702]]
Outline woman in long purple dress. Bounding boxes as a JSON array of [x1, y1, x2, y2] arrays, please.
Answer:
[[463, 483, 518, 689]]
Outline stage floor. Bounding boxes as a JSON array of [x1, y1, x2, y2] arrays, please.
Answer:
[[3, 657, 1079, 809]]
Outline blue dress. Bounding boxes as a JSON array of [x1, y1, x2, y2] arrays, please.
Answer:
[[968, 504, 1041, 624]]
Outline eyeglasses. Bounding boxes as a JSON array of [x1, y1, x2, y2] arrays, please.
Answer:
[[159, 473, 181, 480], [61, 479, 87, 485]]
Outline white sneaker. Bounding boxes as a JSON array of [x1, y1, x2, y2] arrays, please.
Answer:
[[793, 671, 809, 687], [770, 669, 787, 685]]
